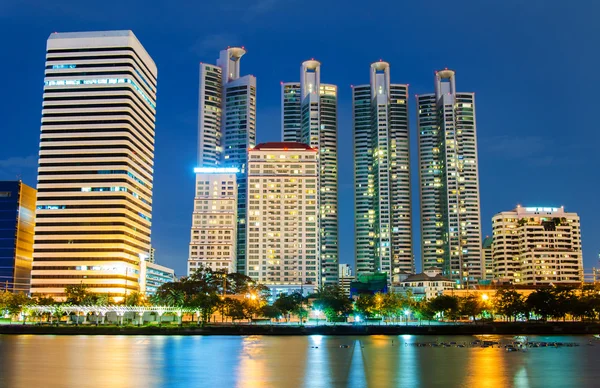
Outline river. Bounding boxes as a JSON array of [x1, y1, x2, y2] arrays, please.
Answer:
[[0, 334, 599, 387]]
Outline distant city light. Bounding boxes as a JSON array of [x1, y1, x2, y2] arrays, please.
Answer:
[[194, 167, 240, 174], [524, 207, 558, 212]]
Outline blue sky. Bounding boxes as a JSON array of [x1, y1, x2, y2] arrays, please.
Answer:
[[1, 0, 599, 277]]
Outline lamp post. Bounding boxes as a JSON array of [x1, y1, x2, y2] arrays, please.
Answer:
[[404, 309, 411, 326]]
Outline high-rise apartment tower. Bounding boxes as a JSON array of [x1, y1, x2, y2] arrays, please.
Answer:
[[281, 60, 339, 285], [417, 69, 482, 285], [352, 61, 413, 283], [197, 47, 256, 275], [187, 168, 238, 275], [246, 142, 320, 295], [30, 31, 157, 299]]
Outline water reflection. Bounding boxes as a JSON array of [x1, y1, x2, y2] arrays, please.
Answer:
[[1, 335, 599, 387]]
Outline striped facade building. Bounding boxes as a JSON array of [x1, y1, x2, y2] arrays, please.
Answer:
[[30, 31, 157, 300]]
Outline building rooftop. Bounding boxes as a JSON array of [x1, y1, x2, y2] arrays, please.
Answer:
[[251, 142, 315, 151], [482, 236, 493, 249], [402, 273, 451, 283]]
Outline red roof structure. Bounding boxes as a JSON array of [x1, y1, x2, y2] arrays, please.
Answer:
[[251, 142, 315, 151]]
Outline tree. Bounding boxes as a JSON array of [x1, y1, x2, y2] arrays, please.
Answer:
[[428, 295, 460, 321], [124, 291, 147, 307], [273, 292, 304, 322], [526, 289, 553, 320], [189, 292, 220, 324], [0, 292, 32, 319], [311, 285, 353, 322], [549, 287, 574, 321], [259, 305, 282, 322], [33, 294, 56, 306], [354, 294, 376, 319], [413, 299, 436, 324], [494, 289, 526, 321], [0, 291, 11, 315], [222, 298, 247, 322], [65, 284, 91, 304], [152, 287, 185, 307], [292, 305, 308, 325], [460, 295, 483, 322]]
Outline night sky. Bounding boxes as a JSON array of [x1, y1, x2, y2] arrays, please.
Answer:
[[1, 0, 599, 277]]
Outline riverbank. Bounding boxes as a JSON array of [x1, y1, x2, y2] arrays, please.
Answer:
[[2, 322, 600, 336]]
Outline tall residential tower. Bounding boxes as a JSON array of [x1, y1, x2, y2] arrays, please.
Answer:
[[247, 142, 320, 295], [187, 167, 238, 275], [196, 47, 256, 275], [30, 31, 157, 299], [281, 60, 339, 285], [352, 61, 413, 283], [417, 70, 482, 285]]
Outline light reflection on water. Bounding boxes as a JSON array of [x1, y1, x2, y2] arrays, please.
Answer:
[[1, 334, 599, 387]]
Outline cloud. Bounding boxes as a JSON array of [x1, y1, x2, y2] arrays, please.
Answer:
[[246, 0, 279, 18], [0, 155, 37, 181], [190, 33, 241, 57], [219, 0, 290, 21], [479, 135, 585, 167], [0, 155, 38, 169], [479, 135, 549, 160]]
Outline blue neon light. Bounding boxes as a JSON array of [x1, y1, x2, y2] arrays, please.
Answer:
[[52, 64, 76, 69], [44, 78, 156, 109]]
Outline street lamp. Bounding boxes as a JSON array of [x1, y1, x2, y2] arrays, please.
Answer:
[[481, 293, 489, 301], [314, 309, 321, 326], [404, 309, 411, 326]]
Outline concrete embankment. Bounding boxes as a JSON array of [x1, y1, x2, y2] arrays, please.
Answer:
[[1, 323, 600, 336]]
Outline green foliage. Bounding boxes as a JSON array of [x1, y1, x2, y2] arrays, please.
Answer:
[[494, 289, 527, 321], [0, 291, 33, 317], [273, 292, 304, 321], [311, 285, 353, 322], [354, 294, 376, 318], [259, 305, 282, 320], [124, 291, 148, 307], [429, 295, 460, 320], [65, 284, 91, 305], [459, 294, 483, 321]]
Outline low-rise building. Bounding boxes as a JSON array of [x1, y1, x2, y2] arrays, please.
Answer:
[[141, 261, 175, 296], [392, 271, 454, 300], [338, 264, 354, 296], [482, 236, 494, 281]]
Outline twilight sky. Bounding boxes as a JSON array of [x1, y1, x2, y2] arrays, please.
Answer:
[[1, 0, 599, 277]]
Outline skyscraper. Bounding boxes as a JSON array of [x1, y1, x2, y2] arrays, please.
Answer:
[[187, 167, 238, 275], [281, 60, 339, 285], [30, 31, 157, 299], [0, 181, 36, 293], [417, 69, 482, 285], [197, 47, 256, 275], [247, 142, 320, 294], [352, 61, 413, 283]]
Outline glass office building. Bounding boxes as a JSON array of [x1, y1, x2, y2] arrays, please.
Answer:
[[0, 181, 36, 293]]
